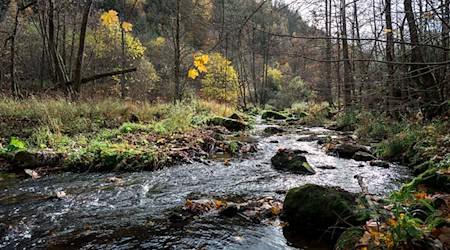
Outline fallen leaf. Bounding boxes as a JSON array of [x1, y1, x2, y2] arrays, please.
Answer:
[[185, 199, 193, 209]]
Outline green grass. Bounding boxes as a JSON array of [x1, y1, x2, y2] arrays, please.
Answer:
[[0, 97, 239, 172]]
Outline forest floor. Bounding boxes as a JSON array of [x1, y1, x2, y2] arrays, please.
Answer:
[[0, 97, 449, 249]]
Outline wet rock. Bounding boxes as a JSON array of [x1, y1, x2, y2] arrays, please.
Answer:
[[370, 160, 390, 168], [270, 140, 279, 144], [261, 110, 288, 120], [317, 136, 332, 145], [330, 143, 370, 159], [271, 149, 315, 175], [281, 184, 357, 233], [168, 213, 185, 223], [334, 227, 364, 250], [263, 126, 285, 135], [229, 113, 245, 122], [219, 205, 238, 217], [240, 144, 258, 154], [352, 151, 376, 162], [317, 165, 336, 170], [207, 116, 249, 131], [0, 223, 7, 238], [297, 135, 320, 142]]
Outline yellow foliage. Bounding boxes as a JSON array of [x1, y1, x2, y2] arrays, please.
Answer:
[[122, 21, 133, 32], [200, 53, 239, 106], [188, 53, 209, 78], [101, 10, 119, 26], [197, 64, 207, 73], [188, 69, 199, 79], [413, 192, 428, 200], [150, 37, 166, 47], [89, 24, 145, 60]]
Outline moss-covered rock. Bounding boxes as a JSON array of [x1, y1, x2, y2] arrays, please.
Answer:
[[330, 143, 370, 159], [402, 167, 450, 193], [352, 151, 376, 162], [412, 160, 435, 175], [334, 227, 364, 250], [271, 149, 315, 174], [263, 126, 285, 135], [281, 184, 356, 233], [229, 113, 245, 122], [261, 110, 288, 120], [207, 116, 249, 131]]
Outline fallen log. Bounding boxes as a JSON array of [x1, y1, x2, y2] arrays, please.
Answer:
[[66, 67, 137, 85]]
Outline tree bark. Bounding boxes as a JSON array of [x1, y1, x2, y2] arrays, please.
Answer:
[[325, 0, 333, 105], [386, 0, 401, 115], [173, 0, 182, 103], [341, 0, 353, 109], [73, 0, 93, 96], [404, 0, 440, 117], [10, 4, 20, 98]]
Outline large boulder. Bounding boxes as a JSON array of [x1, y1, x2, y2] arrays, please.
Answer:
[[261, 110, 288, 120], [281, 184, 356, 233], [330, 143, 370, 159], [207, 116, 248, 131], [271, 149, 315, 175]]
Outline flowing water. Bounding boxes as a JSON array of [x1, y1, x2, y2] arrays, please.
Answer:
[[0, 122, 411, 249]]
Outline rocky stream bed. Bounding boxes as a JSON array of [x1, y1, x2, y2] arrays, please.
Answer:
[[0, 119, 412, 249]]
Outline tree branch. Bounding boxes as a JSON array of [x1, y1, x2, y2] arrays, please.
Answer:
[[66, 68, 137, 85]]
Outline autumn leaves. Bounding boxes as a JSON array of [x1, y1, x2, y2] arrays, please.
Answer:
[[188, 54, 210, 80], [100, 10, 133, 32]]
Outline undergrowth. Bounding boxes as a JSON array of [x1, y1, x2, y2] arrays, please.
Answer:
[[0, 97, 236, 171]]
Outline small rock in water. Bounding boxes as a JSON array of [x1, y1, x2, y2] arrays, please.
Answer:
[[105, 176, 124, 183], [219, 205, 238, 217], [370, 160, 390, 168], [271, 149, 315, 175], [168, 213, 184, 223], [56, 191, 67, 199], [275, 189, 287, 194], [352, 151, 376, 161], [0, 223, 7, 238], [263, 126, 285, 135], [270, 140, 279, 144], [317, 165, 336, 170]]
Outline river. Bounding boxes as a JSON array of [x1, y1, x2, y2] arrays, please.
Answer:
[[0, 121, 411, 249]]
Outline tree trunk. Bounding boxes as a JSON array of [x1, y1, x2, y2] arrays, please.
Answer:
[[404, 0, 440, 117], [173, 0, 182, 103], [73, 0, 93, 96], [386, 0, 401, 115], [341, 0, 353, 109], [325, 0, 333, 105], [10, 5, 20, 99]]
